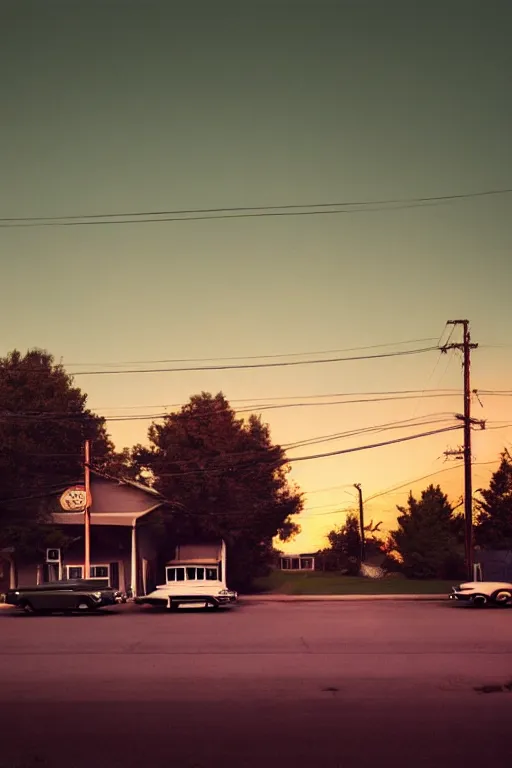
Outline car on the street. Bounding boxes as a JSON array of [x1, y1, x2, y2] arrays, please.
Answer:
[[136, 540, 238, 611], [450, 581, 512, 606], [136, 566, 238, 610], [5, 579, 119, 614]]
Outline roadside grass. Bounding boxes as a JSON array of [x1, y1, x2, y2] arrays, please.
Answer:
[[251, 571, 456, 595]]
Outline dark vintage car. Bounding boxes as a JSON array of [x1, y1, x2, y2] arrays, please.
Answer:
[[5, 579, 119, 614]]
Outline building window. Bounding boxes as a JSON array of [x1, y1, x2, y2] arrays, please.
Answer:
[[281, 558, 290, 570], [65, 565, 110, 582], [291, 558, 300, 570], [91, 565, 109, 579], [67, 566, 83, 580], [301, 558, 313, 570]]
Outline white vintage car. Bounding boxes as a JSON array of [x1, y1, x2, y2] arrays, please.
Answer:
[[450, 581, 512, 606], [136, 541, 238, 611]]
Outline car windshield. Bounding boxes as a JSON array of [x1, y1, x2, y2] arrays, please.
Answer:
[[166, 566, 218, 582]]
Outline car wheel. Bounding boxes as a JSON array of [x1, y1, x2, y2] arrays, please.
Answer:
[[492, 590, 512, 607], [471, 594, 488, 607], [20, 601, 35, 615]]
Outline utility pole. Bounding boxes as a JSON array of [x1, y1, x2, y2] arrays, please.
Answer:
[[84, 439, 91, 579], [441, 320, 484, 580], [354, 483, 365, 563]]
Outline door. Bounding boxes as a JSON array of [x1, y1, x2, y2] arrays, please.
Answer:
[[110, 562, 120, 590]]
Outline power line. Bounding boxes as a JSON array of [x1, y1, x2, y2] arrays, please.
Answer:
[[282, 414, 456, 451], [2, 187, 511, 225], [151, 424, 464, 478], [284, 425, 462, 465], [61, 345, 439, 376], [302, 459, 500, 520], [236, 392, 461, 414], [363, 460, 499, 505], [303, 484, 355, 496], [0, 396, 461, 425], [2, 388, 506, 426], [409, 323, 455, 421], [0, 200, 497, 229], [60, 337, 438, 367], [87, 388, 462, 412], [7, 389, 458, 423]]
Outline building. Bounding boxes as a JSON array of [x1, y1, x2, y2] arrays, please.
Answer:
[[279, 553, 316, 571], [8, 470, 170, 597]]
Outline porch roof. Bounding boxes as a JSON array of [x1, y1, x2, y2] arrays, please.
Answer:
[[51, 506, 161, 527]]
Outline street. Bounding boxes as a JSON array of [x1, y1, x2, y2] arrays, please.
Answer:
[[1, 600, 512, 768]]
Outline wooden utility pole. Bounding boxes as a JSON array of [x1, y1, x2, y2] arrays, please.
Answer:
[[354, 483, 365, 563], [84, 439, 91, 579], [441, 321, 483, 580]]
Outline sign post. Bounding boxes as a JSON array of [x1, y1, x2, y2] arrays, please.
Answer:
[[60, 449, 92, 580]]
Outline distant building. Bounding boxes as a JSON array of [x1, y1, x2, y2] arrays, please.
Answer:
[[279, 553, 316, 571]]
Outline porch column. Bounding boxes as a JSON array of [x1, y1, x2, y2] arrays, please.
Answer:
[[9, 557, 16, 589], [131, 522, 137, 598], [142, 558, 148, 596]]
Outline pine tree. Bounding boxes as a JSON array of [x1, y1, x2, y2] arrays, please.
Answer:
[[475, 450, 512, 550], [388, 484, 464, 579]]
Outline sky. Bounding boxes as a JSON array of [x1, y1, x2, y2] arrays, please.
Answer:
[[1, 0, 512, 553]]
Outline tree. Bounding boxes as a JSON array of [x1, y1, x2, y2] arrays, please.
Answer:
[[0, 349, 117, 551], [325, 512, 361, 574], [133, 392, 302, 589], [323, 513, 385, 574], [475, 450, 512, 550], [94, 447, 145, 482], [387, 484, 464, 579]]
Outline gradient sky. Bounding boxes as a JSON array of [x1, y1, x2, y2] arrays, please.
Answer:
[[1, 0, 512, 552]]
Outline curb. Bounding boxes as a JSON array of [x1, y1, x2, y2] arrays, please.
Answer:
[[240, 594, 446, 602]]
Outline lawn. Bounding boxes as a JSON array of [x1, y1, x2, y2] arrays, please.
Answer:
[[251, 571, 456, 595]]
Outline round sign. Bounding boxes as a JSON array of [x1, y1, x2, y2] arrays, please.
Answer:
[[60, 486, 88, 512]]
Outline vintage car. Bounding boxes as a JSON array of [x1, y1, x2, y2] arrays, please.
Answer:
[[449, 581, 512, 606], [5, 579, 119, 614], [136, 540, 238, 611]]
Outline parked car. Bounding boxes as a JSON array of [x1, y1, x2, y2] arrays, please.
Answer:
[[449, 581, 512, 606], [136, 540, 238, 611], [5, 579, 118, 614]]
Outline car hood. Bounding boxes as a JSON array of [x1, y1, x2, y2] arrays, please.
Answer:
[[457, 581, 512, 590]]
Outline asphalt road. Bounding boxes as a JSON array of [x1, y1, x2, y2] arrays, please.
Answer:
[[1, 600, 512, 768]]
